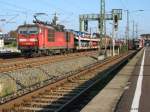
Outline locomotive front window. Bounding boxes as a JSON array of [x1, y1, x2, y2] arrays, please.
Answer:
[[29, 31, 38, 34], [20, 31, 28, 34], [18, 26, 39, 35]]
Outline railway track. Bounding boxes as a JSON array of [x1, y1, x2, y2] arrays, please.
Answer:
[[0, 51, 97, 73], [0, 57, 25, 64], [0, 51, 137, 112], [0, 59, 3, 63]]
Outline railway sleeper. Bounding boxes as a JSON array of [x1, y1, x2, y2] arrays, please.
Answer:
[[40, 91, 77, 96], [16, 107, 55, 112], [31, 99, 56, 103], [56, 87, 77, 91], [21, 97, 71, 109], [32, 95, 61, 99], [38, 93, 67, 98], [46, 89, 74, 93], [67, 79, 87, 83], [30, 102, 64, 107], [78, 76, 95, 80], [61, 82, 86, 86], [70, 79, 90, 84], [56, 88, 83, 93], [38, 92, 65, 96], [31, 98, 66, 104], [62, 85, 88, 90], [56, 89, 82, 95], [60, 82, 82, 86], [51, 89, 79, 93], [40, 93, 74, 99], [60, 86, 87, 92], [2, 109, 32, 112], [32, 95, 72, 100], [20, 102, 62, 109], [60, 84, 82, 89]]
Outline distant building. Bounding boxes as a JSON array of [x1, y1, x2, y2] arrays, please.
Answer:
[[0, 31, 16, 45]]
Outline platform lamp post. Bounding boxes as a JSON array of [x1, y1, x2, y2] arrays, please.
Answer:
[[109, 22, 115, 56], [135, 23, 138, 39]]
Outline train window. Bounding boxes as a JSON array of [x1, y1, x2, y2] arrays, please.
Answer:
[[66, 32, 70, 42], [20, 31, 28, 34], [18, 26, 39, 34], [48, 29, 55, 42], [29, 31, 38, 34]]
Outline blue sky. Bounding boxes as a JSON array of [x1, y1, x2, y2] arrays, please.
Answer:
[[0, 0, 149, 37]]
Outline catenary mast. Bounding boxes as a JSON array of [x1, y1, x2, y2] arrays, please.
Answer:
[[99, 0, 105, 55]]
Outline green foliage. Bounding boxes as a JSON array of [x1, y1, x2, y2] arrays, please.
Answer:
[[120, 45, 128, 53], [5, 41, 17, 48]]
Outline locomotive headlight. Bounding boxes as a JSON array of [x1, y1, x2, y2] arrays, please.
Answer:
[[29, 38, 38, 42], [19, 38, 27, 42], [39, 28, 42, 33]]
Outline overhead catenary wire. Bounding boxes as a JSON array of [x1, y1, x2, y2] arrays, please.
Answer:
[[0, 0, 36, 13], [120, 0, 128, 10], [0, 1, 38, 25], [33, 0, 80, 29]]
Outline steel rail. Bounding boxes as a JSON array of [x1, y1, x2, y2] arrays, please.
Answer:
[[0, 51, 97, 73]]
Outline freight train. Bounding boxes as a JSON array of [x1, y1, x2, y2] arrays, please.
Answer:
[[17, 16, 102, 57]]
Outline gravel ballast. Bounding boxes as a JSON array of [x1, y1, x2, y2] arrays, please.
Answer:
[[0, 56, 97, 97]]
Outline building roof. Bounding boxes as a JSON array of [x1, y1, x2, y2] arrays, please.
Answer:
[[140, 34, 150, 40]]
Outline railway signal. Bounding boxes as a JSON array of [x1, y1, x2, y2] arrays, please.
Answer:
[[79, 8, 122, 57], [112, 9, 122, 56], [114, 15, 118, 30], [84, 20, 88, 32]]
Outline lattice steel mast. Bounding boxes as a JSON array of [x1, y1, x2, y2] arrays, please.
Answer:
[[99, 0, 105, 55]]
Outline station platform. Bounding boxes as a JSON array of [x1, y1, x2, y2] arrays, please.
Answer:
[[116, 47, 150, 112], [81, 48, 145, 112]]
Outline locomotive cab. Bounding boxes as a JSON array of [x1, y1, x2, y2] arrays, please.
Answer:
[[17, 25, 39, 56]]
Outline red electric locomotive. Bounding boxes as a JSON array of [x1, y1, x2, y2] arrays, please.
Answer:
[[17, 16, 74, 56]]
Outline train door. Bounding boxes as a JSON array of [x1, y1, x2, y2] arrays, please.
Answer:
[[42, 28, 47, 48], [66, 32, 70, 50], [78, 35, 81, 49]]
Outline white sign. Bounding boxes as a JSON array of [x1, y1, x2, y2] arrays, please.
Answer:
[[0, 38, 4, 48]]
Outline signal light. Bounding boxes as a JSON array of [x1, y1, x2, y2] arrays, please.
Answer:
[[114, 24, 118, 29], [84, 20, 88, 31], [114, 15, 118, 23], [114, 15, 118, 30]]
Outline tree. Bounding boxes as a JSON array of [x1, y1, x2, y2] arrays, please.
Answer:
[[9, 31, 18, 38]]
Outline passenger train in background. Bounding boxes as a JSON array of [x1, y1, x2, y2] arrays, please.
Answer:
[[17, 15, 111, 57]]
